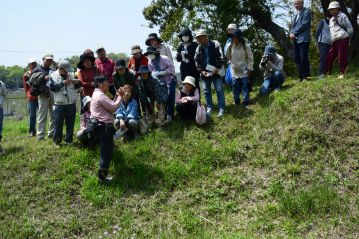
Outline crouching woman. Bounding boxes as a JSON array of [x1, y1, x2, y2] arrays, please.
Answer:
[[175, 76, 199, 121]]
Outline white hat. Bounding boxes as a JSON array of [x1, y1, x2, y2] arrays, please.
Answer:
[[328, 1, 340, 10], [82, 96, 92, 110], [195, 29, 207, 38], [182, 76, 196, 87], [43, 54, 54, 60], [227, 23, 237, 30], [28, 58, 37, 64]]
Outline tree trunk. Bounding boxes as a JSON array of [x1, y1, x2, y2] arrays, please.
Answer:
[[249, 8, 295, 63]]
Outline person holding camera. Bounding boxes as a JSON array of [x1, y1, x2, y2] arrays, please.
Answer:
[[49, 60, 81, 146], [259, 45, 286, 95], [226, 29, 254, 107], [91, 75, 123, 184]]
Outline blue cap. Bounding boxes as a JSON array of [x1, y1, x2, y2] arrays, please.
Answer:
[[138, 65, 151, 74], [264, 45, 276, 55]]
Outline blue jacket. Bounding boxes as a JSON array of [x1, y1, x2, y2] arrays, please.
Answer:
[[290, 7, 312, 43], [115, 99, 140, 121]]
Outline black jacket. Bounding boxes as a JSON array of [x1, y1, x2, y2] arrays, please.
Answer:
[[194, 39, 224, 79], [176, 42, 200, 81]]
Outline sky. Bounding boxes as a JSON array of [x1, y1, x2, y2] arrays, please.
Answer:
[[0, 0, 165, 67]]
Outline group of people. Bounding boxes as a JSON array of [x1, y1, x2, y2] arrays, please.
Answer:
[[292, 0, 355, 80], [14, 0, 357, 183]]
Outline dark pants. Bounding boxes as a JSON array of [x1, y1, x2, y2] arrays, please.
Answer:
[[325, 37, 350, 75], [93, 125, 115, 170], [0, 107, 3, 141], [175, 101, 197, 121], [166, 80, 176, 118], [232, 77, 250, 105], [294, 41, 310, 80], [260, 71, 284, 95], [318, 43, 331, 75], [28, 100, 38, 135], [53, 104, 76, 144]]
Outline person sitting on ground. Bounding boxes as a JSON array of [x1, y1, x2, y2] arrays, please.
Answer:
[[76, 96, 93, 147], [137, 65, 168, 128], [259, 45, 286, 95], [114, 85, 141, 140], [175, 76, 199, 121]]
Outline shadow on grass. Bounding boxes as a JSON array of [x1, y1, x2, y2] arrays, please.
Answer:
[[1, 145, 23, 156], [112, 150, 165, 193]]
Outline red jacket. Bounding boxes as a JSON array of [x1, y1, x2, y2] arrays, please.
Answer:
[[78, 67, 100, 97], [23, 71, 38, 101], [127, 55, 148, 77], [95, 58, 115, 85]]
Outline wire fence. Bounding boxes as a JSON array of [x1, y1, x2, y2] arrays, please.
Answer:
[[3, 96, 28, 119]]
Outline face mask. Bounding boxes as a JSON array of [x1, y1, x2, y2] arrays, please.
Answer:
[[148, 54, 156, 60], [182, 36, 190, 42]]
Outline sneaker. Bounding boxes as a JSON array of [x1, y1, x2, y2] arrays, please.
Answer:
[[38, 136, 44, 141], [48, 133, 54, 139], [337, 74, 344, 79], [318, 74, 325, 79], [242, 101, 250, 107], [166, 115, 173, 124], [218, 109, 225, 117], [274, 88, 280, 93], [206, 107, 212, 115]]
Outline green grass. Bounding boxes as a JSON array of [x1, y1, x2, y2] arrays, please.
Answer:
[[0, 73, 358, 238]]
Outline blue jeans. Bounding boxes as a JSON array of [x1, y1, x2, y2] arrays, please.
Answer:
[[203, 77, 226, 110], [53, 104, 76, 144], [294, 41, 310, 79], [318, 42, 330, 75], [166, 80, 176, 118], [260, 71, 284, 95], [28, 100, 38, 134], [232, 77, 250, 105], [0, 107, 3, 141]]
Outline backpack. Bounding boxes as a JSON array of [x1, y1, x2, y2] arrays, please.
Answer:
[[27, 72, 46, 96]]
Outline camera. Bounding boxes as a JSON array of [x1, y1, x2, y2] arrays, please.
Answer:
[[260, 54, 272, 67]]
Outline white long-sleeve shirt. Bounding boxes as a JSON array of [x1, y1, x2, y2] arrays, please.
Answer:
[[329, 11, 353, 42]]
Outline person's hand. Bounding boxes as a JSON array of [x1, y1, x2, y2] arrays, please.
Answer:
[[212, 68, 219, 75], [181, 97, 188, 103], [117, 87, 125, 97], [63, 79, 71, 86], [289, 33, 296, 40], [159, 71, 167, 76], [45, 76, 50, 81], [201, 71, 208, 77]]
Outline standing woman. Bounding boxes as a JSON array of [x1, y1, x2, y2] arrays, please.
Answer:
[[91, 75, 123, 184], [316, 14, 332, 78], [146, 47, 176, 123], [23, 58, 38, 137], [145, 33, 174, 63], [176, 28, 200, 90], [226, 29, 254, 107], [77, 53, 99, 97]]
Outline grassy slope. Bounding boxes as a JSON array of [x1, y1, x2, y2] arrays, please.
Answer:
[[0, 73, 358, 238]]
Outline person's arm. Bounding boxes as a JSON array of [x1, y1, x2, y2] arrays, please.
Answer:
[[164, 58, 175, 75], [23, 73, 30, 93], [343, 15, 354, 37], [293, 9, 312, 37], [176, 45, 183, 62], [246, 44, 254, 71], [100, 93, 122, 113], [214, 41, 224, 70], [148, 61, 155, 72], [186, 88, 199, 102], [194, 46, 203, 72], [175, 90, 184, 104], [126, 100, 139, 120], [80, 113, 87, 130], [315, 19, 324, 42]]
